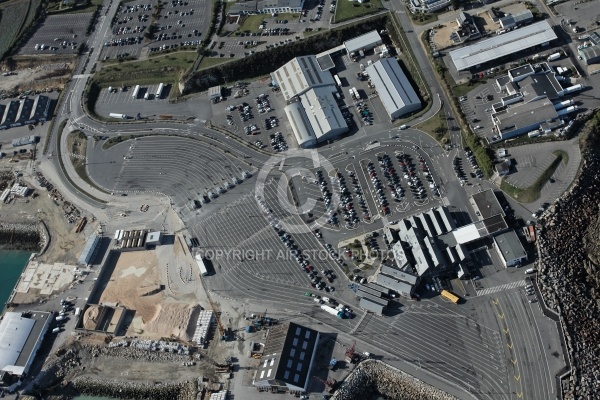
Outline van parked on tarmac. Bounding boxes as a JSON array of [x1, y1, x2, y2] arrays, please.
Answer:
[[399, 124, 408, 130], [525, 268, 537, 275]]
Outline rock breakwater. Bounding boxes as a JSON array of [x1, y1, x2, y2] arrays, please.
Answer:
[[0, 221, 49, 253], [331, 360, 458, 400], [72, 377, 196, 400], [536, 121, 600, 399]]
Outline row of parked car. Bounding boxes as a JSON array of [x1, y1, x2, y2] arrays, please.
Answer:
[[331, 171, 359, 227], [347, 170, 371, 222], [378, 153, 405, 203], [270, 132, 288, 152], [316, 170, 338, 226], [366, 161, 391, 215], [465, 147, 484, 179]]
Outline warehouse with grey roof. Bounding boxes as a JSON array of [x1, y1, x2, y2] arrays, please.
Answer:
[[449, 21, 557, 71], [366, 58, 422, 120]]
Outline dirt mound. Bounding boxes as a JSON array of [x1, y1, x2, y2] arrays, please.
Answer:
[[143, 303, 200, 341]]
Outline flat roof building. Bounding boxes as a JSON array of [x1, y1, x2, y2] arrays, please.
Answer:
[[284, 101, 317, 148], [0, 311, 52, 378], [253, 322, 319, 393], [449, 21, 557, 71], [359, 297, 386, 315], [519, 73, 562, 103], [408, 0, 451, 13], [344, 30, 382, 54], [376, 273, 415, 298], [366, 58, 421, 120], [492, 100, 559, 140], [493, 230, 527, 267], [78, 234, 101, 265], [470, 189, 504, 220]]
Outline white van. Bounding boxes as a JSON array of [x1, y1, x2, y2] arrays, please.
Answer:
[[399, 124, 408, 130], [525, 268, 537, 275]]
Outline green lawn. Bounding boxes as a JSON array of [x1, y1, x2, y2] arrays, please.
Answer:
[[334, 0, 384, 23], [500, 152, 566, 203], [198, 56, 234, 70], [94, 51, 198, 87], [238, 14, 265, 33], [414, 109, 449, 144]]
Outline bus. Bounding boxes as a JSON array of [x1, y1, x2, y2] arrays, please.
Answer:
[[333, 74, 342, 88], [440, 290, 459, 304], [132, 84, 140, 99]]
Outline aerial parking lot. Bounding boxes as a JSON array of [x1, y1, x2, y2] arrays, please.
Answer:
[[19, 13, 91, 55], [101, 0, 209, 61], [94, 83, 213, 120]]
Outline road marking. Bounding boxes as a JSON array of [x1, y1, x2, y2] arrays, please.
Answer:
[[504, 328, 509, 334], [507, 343, 512, 349], [476, 280, 526, 296], [514, 375, 520, 381], [511, 358, 517, 365], [498, 313, 504, 319]]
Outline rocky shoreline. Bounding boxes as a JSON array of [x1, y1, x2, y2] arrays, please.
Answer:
[[536, 119, 600, 399], [331, 360, 458, 400], [0, 221, 49, 253], [71, 377, 197, 400]]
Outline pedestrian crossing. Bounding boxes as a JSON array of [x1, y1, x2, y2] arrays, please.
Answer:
[[476, 280, 526, 296]]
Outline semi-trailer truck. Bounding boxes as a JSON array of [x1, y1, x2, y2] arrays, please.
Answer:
[[547, 52, 562, 62], [109, 113, 127, 119]]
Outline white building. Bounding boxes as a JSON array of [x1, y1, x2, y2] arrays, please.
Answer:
[[272, 55, 336, 101], [493, 230, 527, 267], [344, 30, 383, 54], [408, 0, 452, 14], [274, 56, 347, 147], [366, 58, 421, 120], [0, 312, 52, 379]]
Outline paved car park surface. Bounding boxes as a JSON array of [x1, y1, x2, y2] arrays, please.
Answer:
[[94, 84, 213, 120], [19, 13, 91, 55], [101, 0, 209, 60], [555, 0, 600, 34]]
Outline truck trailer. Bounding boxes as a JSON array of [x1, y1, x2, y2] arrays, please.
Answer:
[[109, 113, 127, 119], [547, 52, 562, 62]]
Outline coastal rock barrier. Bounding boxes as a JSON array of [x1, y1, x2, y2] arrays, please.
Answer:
[[72, 377, 197, 400], [0, 221, 48, 253], [536, 123, 600, 399], [331, 360, 458, 400]]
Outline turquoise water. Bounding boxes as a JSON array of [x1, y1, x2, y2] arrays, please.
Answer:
[[0, 250, 31, 311]]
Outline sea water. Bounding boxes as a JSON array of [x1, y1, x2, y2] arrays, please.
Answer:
[[0, 250, 31, 311]]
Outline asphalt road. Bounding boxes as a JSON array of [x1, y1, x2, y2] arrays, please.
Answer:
[[34, 0, 566, 397]]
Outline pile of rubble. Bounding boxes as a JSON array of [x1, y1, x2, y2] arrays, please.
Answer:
[[72, 377, 196, 400], [91, 343, 194, 363], [536, 126, 600, 399], [331, 360, 458, 400]]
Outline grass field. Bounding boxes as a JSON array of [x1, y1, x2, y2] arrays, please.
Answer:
[[238, 14, 265, 33], [500, 151, 566, 203], [198, 56, 233, 70], [334, 0, 384, 23], [0, 0, 29, 57], [94, 51, 198, 87], [414, 108, 450, 144]]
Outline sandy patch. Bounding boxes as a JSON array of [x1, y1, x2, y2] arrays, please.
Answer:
[[99, 251, 164, 323], [142, 303, 200, 341], [120, 265, 147, 278]]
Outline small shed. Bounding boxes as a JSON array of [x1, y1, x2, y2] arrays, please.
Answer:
[[208, 86, 222, 101], [145, 231, 163, 246]]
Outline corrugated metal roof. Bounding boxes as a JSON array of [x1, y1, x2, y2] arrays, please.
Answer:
[[344, 30, 382, 53], [580, 45, 600, 60], [274, 56, 335, 100], [365, 58, 421, 118], [450, 21, 557, 70], [359, 297, 385, 314], [284, 101, 317, 147]]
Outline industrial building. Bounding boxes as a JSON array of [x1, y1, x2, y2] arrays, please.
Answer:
[[253, 322, 319, 393], [0, 95, 55, 130], [499, 9, 534, 30], [272, 55, 336, 101], [493, 230, 528, 267], [359, 297, 387, 316], [227, 0, 304, 15], [408, 0, 451, 14], [78, 234, 101, 265], [145, 231, 163, 246], [578, 32, 600, 65], [470, 188, 505, 220], [344, 30, 382, 55], [0, 311, 52, 383], [491, 63, 583, 140], [365, 58, 421, 120], [449, 21, 557, 71], [273, 55, 347, 148]]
